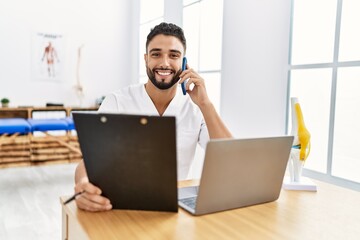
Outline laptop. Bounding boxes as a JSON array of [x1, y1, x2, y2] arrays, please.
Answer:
[[72, 112, 178, 212], [178, 136, 293, 215]]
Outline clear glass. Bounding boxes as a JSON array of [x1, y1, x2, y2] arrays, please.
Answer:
[[183, 2, 200, 71], [201, 72, 221, 112], [338, 0, 360, 62], [139, 18, 164, 78], [291, 0, 337, 64], [183, 0, 199, 6], [332, 67, 360, 182], [289, 69, 333, 173], [140, 0, 164, 24], [199, 0, 223, 71], [183, 0, 223, 112]]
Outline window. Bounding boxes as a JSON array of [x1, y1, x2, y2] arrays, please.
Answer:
[[332, 67, 360, 183], [291, 0, 337, 64], [289, 0, 360, 190], [183, 0, 223, 111], [139, 0, 164, 83], [289, 68, 332, 173], [338, 0, 360, 61]]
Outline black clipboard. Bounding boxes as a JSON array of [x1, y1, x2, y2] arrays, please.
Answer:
[[73, 112, 178, 212]]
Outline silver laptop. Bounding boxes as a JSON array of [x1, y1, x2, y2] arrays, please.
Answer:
[[178, 136, 293, 215]]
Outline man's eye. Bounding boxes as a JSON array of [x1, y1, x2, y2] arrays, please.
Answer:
[[171, 54, 180, 58], [151, 53, 160, 57]]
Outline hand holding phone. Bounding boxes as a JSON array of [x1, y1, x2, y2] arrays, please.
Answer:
[[181, 57, 187, 95]]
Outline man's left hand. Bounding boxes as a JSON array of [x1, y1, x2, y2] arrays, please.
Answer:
[[179, 65, 211, 108]]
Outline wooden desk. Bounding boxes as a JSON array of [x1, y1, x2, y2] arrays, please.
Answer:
[[61, 180, 360, 240]]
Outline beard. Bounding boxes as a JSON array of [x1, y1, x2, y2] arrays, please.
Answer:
[[146, 66, 182, 90]]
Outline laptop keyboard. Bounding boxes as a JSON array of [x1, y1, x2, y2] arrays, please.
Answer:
[[179, 196, 197, 210]]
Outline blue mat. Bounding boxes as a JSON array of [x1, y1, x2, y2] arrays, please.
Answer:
[[0, 118, 32, 134], [65, 117, 75, 130], [27, 119, 69, 131]]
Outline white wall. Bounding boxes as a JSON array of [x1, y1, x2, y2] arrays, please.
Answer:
[[0, 0, 291, 136], [0, 0, 136, 107], [221, 0, 291, 137]]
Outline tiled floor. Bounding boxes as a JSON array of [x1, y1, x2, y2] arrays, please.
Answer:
[[0, 163, 77, 240]]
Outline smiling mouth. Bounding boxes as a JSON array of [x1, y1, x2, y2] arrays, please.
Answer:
[[155, 69, 175, 77]]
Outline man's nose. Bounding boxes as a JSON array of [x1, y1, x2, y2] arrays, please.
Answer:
[[159, 56, 170, 68]]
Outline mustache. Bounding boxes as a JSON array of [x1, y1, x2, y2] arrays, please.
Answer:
[[153, 67, 175, 73]]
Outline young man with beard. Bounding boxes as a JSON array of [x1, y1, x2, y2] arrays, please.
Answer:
[[74, 22, 232, 211]]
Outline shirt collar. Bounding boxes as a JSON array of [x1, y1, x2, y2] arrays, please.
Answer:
[[140, 84, 184, 116]]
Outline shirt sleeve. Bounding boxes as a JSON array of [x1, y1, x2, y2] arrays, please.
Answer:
[[98, 94, 120, 113], [198, 118, 210, 149]]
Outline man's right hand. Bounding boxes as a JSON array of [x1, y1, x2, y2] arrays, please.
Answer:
[[74, 177, 112, 212]]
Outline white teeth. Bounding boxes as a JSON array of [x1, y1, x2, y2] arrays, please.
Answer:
[[157, 72, 171, 76]]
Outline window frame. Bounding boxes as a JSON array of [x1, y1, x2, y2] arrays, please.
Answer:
[[287, 0, 360, 191]]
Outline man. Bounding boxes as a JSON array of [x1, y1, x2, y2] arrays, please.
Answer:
[[74, 22, 232, 211]]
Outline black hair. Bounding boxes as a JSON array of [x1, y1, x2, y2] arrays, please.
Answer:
[[146, 22, 186, 53]]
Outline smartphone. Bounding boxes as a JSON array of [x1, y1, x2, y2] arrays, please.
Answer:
[[181, 57, 187, 95]]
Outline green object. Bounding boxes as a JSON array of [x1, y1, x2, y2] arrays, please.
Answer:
[[1, 98, 9, 104], [1, 98, 9, 107]]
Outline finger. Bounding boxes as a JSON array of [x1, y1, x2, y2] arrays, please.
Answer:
[[188, 74, 203, 86], [77, 199, 112, 212], [179, 67, 193, 78], [179, 76, 189, 85], [179, 71, 194, 84], [82, 192, 111, 205], [77, 182, 102, 195], [179, 72, 188, 82], [187, 76, 206, 92], [185, 78, 195, 92], [76, 194, 112, 212]]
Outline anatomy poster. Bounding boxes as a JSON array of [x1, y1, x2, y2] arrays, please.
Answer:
[[32, 32, 65, 81]]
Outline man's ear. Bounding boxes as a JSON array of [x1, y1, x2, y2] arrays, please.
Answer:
[[144, 53, 148, 65]]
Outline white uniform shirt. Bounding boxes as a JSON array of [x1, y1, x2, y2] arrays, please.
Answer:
[[98, 83, 210, 180]]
